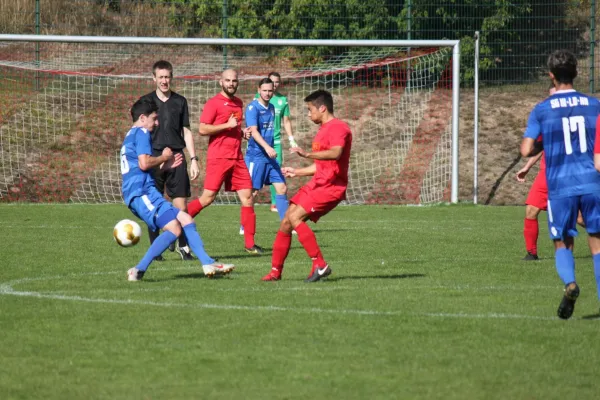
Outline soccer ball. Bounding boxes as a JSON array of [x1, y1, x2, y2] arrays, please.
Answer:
[[113, 219, 142, 247]]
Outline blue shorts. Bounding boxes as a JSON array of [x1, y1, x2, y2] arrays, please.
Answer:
[[547, 193, 600, 240], [129, 187, 179, 231], [245, 158, 285, 190]]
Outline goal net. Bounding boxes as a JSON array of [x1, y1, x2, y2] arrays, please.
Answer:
[[0, 37, 459, 205]]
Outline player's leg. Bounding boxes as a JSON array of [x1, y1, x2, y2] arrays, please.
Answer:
[[262, 203, 303, 281], [272, 182, 288, 221], [523, 205, 542, 260], [238, 187, 263, 254], [523, 172, 547, 260], [176, 211, 235, 277], [580, 193, 600, 310], [269, 160, 289, 221], [240, 159, 264, 236], [290, 186, 338, 282], [548, 197, 580, 319], [269, 143, 283, 212], [231, 159, 263, 254], [166, 156, 195, 260], [148, 162, 167, 261], [187, 159, 229, 217], [127, 195, 180, 281]]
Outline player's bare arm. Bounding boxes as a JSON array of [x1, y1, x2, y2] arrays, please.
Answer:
[[520, 137, 543, 158], [249, 125, 277, 158], [291, 145, 343, 160], [283, 115, 297, 147], [182, 126, 200, 180], [199, 114, 238, 136], [281, 163, 316, 178], [516, 151, 543, 182], [139, 148, 182, 171]]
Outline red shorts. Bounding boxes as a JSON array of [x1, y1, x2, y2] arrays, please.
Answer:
[[525, 170, 548, 210], [203, 158, 252, 192], [291, 184, 344, 222]]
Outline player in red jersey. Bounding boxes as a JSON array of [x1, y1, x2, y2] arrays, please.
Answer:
[[186, 69, 264, 254], [262, 89, 353, 282]]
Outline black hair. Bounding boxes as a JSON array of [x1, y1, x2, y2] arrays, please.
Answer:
[[258, 77, 274, 87], [130, 97, 158, 122], [547, 50, 577, 84], [304, 89, 334, 113], [267, 71, 281, 80], [152, 60, 173, 76]]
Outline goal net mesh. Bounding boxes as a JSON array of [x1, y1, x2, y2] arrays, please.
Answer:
[[0, 41, 454, 205]]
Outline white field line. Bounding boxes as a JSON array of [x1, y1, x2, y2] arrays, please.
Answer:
[[0, 270, 559, 321]]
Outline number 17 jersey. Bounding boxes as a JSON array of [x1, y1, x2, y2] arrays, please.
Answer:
[[523, 89, 600, 199]]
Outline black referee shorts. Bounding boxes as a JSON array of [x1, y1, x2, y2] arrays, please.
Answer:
[[151, 149, 191, 199]]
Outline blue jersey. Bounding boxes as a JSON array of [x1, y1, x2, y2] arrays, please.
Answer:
[[120, 126, 156, 206], [523, 89, 600, 199], [245, 99, 275, 163]]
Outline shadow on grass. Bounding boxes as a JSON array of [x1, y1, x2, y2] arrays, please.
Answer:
[[580, 312, 600, 320], [330, 273, 426, 281]]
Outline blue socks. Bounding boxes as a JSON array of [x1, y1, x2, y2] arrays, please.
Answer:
[[183, 223, 215, 265], [137, 231, 177, 272], [555, 248, 576, 285], [275, 194, 289, 221], [593, 254, 600, 300]]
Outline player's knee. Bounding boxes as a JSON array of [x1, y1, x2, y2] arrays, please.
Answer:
[[200, 191, 216, 206], [275, 184, 287, 195], [177, 211, 193, 227], [163, 220, 182, 238], [279, 217, 293, 233], [525, 205, 540, 219]]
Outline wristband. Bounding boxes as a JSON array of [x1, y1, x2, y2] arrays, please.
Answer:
[[190, 156, 199, 161], [288, 137, 298, 147]]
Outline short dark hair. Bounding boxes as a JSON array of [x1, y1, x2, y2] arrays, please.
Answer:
[[131, 97, 158, 122], [267, 71, 281, 80], [258, 77, 274, 87], [304, 89, 334, 113], [547, 50, 577, 84], [152, 60, 173, 76]]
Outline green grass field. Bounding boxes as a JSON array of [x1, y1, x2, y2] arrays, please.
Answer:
[[1, 204, 600, 399]]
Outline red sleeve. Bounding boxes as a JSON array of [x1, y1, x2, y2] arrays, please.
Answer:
[[200, 98, 217, 125], [595, 115, 600, 154], [329, 122, 350, 148]]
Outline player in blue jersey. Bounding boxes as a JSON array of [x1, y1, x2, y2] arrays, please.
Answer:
[[241, 78, 289, 233], [520, 49, 600, 319], [121, 97, 234, 281]]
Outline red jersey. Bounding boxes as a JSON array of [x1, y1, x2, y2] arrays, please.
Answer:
[[305, 118, 352, 193], [200, 93, 244, 159]]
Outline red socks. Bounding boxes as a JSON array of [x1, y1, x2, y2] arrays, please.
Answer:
[[241, 206, 256, 248], [523, 218, 539, 255], [271, 231, 292, 275], [295, 222, 326, 268], [187, 199, 203, 218]]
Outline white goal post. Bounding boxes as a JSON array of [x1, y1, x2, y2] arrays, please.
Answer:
[[0, 34, 460, 205]]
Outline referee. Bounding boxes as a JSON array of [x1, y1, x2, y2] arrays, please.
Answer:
[[140, 60, 198, 261]]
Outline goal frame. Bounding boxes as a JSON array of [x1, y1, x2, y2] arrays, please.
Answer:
[[0, 34, 461, 203]]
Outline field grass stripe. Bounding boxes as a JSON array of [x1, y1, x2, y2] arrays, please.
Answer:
[[0, 280, 557, 321]]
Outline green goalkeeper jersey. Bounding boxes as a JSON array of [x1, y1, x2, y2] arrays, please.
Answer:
[[255, 92, 290, 143]]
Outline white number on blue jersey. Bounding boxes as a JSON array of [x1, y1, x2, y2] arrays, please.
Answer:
[[561, 116, 587, 155], [120, 146, 130, 174]]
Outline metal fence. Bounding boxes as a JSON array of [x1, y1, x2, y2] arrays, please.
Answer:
[[1, 0, 598, 91]]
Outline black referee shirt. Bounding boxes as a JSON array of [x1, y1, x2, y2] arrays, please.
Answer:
[[140, 91, 190, 151]]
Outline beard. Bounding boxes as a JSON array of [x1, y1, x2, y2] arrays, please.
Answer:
[[221, 84, 237, 96]]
